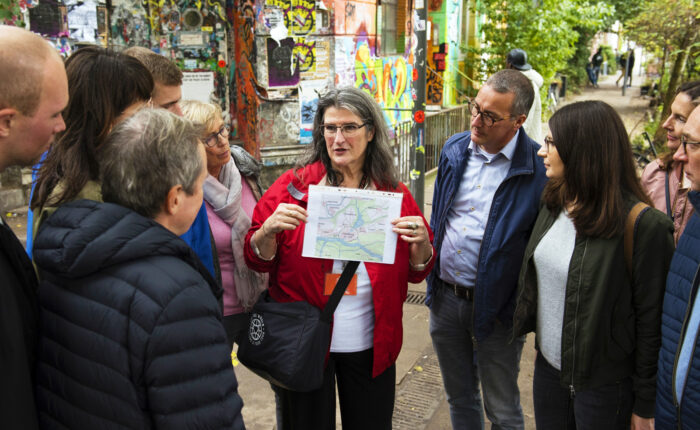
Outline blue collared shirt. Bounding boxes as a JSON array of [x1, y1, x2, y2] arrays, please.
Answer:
[[675, 285, 700, 402], [439, 130, 519, 287]]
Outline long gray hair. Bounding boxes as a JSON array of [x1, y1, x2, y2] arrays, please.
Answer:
[[300, 87, 398, 189]]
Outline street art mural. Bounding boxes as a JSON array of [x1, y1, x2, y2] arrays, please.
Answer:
[[233, 0, 261, 155], [337, 38, 413, 126]]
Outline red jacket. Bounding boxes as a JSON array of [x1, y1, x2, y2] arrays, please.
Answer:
[[244, 161, 434, 377]]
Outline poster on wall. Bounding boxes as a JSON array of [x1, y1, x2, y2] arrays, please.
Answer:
[[182, 72, 215, 103], [297, 37, 330, 81], [66, 0, 98, 42], [334, 36, 355, 87], [267, 37, 300, 87], [299, 80, 326, 144], [29, 0, 66, 37]]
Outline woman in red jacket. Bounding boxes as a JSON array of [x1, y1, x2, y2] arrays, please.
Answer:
[[244, 87, 435, 430]]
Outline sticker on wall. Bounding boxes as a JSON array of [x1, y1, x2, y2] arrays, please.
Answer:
[[182, 72, 215, 103], [66, 0, 98, 42], [299, 80, 326, 144], [180, 32, 205, 47]]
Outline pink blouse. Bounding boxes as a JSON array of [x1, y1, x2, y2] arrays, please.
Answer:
[[641, 160, 694, 244], [205, 176, 258, 316]]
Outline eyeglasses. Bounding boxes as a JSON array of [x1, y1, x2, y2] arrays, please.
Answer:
[[321, 123, 368, 137], [468, 100, 511, 127], [681, 135, 700, 154], [543, 136, 555, 153], [204, 125, 230, 147]]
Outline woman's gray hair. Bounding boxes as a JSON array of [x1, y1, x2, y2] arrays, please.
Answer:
[[301, 86, 398, 188], [485, 69, 535, 117], [99, 108, 205, 219]]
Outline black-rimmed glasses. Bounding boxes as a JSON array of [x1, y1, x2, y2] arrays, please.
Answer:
[[468, 100, 511, 127], [204, 125, 230, 147], [681, 135, 700, 154], [321, 123, 367, 137]]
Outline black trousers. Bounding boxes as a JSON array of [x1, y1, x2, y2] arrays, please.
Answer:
[[277, 348, 396, 430], [533, 353, 634, 430]]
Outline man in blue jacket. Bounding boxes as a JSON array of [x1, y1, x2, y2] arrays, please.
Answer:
[[428, 69, 547, 429], [656, 104, 700, 429]]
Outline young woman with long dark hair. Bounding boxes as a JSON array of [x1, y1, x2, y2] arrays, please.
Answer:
[[513, 100, 675, 430]]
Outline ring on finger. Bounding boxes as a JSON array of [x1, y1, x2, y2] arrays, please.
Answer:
[[409, 222, 418, 230]]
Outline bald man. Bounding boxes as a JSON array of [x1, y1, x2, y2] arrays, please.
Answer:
[[0, 25, 68, 429]]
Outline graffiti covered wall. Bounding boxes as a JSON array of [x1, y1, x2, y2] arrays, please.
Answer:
[[427, 0, 461, 106], [335, 37, 413, 126]]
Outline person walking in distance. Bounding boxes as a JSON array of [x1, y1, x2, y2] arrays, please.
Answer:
[[507, 48, 544, 144], [428, 69, 548, 429]]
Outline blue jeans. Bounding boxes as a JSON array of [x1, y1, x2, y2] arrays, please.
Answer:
[[587, 66, 600, 85], [429, 284, 526, 430], [533, 353, 633, 430]]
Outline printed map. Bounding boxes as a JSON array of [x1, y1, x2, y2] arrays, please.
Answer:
[[303, 186, 403, 264]]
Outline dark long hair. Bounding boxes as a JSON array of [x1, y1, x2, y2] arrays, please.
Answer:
[[542, 100, 651, 238], [31, 46, 153, 210], [300, 87, 398, 189], [659, 80, 700, 170]]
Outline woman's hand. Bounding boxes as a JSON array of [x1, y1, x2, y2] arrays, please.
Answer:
[[252, 203, 308, 260], [260, 203, 308, 238], [391, 216, 432, 268]]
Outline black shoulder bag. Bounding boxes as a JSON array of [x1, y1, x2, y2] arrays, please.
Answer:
[[237, 261, 360, 392]]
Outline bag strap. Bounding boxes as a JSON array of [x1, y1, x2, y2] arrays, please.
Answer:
[[665, 170, 673, 220], [624, 202, 650, 277], [320, 261, 360, 323]]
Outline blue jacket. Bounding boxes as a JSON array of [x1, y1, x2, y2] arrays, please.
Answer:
[[656, 191, 700, 430], [427, 130, 547, 341], [33, 200, 245, 429]]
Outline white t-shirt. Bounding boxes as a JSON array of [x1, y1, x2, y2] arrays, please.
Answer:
[[330, 260, 375, 352]]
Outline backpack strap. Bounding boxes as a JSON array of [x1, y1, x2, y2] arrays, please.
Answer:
[[664, 170, 673, 220], [624, 202, 650, 277]]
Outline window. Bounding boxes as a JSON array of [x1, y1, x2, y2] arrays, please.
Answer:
[[380, 0, 398, 55]]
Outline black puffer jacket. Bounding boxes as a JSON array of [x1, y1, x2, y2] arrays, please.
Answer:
[[33, 199, 245, 429]]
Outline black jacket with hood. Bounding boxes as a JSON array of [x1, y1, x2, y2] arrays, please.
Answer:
[[33, 199, 245, 429]]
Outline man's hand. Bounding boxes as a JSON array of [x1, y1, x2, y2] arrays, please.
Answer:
[[631, 413, 653, 430]]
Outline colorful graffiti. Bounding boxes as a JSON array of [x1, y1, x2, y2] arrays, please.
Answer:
[[348, 39, 413, 125], [427, 42, 446, 105], [233, 0, 260, 155]]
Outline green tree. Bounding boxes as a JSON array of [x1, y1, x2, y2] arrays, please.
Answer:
[[464, 0, 614, 106], [625, 0, 699, 144], [0, 0, 24, 26]]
